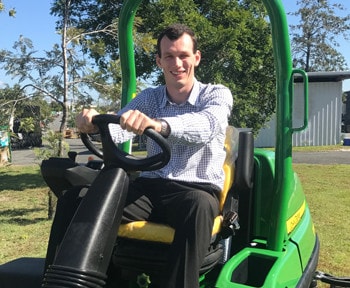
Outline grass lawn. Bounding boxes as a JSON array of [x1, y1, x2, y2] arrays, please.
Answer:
[[293, 164, 350, 286], [0, 163, 349, 287], [0, 165, 51, 263]]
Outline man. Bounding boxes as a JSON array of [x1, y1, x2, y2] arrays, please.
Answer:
[[77, 23, 233, 288]]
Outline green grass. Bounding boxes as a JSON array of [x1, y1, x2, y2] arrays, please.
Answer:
[[293, 164, 350, 283], [0, 163, 349, 287], [0, 165, 51, 263]]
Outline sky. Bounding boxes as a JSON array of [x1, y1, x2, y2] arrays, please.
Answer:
[[0, 0, 350, 91]]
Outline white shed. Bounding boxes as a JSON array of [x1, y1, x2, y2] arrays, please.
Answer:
[[255, 71, 350, 147]]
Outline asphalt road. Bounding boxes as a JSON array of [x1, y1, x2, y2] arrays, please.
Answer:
[[292, 149, 350, 165], [9, 138, 94, 166], [8, 138, 350, 166]]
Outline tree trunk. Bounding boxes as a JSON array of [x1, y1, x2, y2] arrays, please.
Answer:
[[48, 189, 57, 220], [0, 147, 10, 166]]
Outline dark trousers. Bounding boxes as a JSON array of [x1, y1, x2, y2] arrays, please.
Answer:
[[44, 178, 220, 288], [123, 178, 220, 288]]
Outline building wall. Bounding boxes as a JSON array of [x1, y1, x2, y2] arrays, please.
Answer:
[[255, 81, 342, 147]]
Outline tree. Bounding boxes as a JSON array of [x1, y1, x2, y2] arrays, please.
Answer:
[[0, 84, 49, 132], [50, 0, 152, 110], [0, 36, 84, 155], [289, 0, 350, 72], [0, 0, 120, 155], [0, 85, 23, 132], [64, 0, 276, 133], [0, 1, 16, 17]]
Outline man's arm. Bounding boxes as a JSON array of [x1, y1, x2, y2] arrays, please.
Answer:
[[76, 108, 165, 143]]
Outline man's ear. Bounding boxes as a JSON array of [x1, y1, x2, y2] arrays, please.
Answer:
[[156, 54, 162, 68], [195, 50, 201, 67]]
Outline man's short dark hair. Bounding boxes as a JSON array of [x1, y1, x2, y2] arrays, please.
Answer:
[[157, 23, 198, 57]]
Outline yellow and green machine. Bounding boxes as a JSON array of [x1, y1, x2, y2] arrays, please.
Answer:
[[0, 0, 321, 287]]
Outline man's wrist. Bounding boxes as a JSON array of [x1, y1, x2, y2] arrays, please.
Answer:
[[157, 119, 170, 138]]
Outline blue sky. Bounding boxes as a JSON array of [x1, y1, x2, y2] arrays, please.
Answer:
[[0, 0, 349, 91]]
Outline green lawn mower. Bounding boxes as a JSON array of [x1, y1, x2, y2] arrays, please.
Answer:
[[1, 0, 346, 287]]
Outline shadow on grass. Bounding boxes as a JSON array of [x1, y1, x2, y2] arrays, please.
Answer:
[[0, 172, 47, 191], [0, 208, 48, 225]]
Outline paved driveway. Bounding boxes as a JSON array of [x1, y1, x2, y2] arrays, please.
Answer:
[[293, 150, 350, 164], [9, 138, 94, 166], [8, 138, 350, 166]]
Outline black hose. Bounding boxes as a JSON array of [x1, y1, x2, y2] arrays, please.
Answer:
[[42, 167, 129, 288], [315, 271, 350, 287], [43, 265, 106, 288]]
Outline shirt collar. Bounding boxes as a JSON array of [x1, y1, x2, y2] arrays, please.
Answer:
[[161, 78, 200, 107]]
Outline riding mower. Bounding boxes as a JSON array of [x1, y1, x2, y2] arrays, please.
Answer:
[[0, 0, 324, 287]]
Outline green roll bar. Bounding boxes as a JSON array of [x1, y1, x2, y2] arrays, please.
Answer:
[[117, 0, 308, 252]]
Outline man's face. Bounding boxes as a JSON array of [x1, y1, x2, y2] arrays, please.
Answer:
[[156, 33, 201, 92]]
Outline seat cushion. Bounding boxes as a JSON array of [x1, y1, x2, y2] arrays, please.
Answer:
[[118, 215, 223, 244]]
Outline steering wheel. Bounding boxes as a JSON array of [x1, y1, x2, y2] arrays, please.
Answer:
[[80, 114, 171, 172]]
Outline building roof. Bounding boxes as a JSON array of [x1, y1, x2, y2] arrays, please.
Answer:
[[294, 71, 350, 83]]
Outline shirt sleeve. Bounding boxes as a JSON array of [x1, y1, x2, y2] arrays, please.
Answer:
[[163, 85, 233, 145]]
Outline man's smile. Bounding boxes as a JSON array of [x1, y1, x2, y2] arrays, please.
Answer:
[[171, 70, 186, 75]]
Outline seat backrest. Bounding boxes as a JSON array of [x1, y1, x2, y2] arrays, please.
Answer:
[[218, 126, 239, 211]]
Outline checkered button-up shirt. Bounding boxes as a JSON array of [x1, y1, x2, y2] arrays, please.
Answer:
[[110, 79, 233, 190]]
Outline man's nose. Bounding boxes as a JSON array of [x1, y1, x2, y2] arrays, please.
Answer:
[[174, 57, 182, 67]]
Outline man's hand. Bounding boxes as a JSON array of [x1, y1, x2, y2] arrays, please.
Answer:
[[120, 110, 162, 135], [76, 108, 100, 134]]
